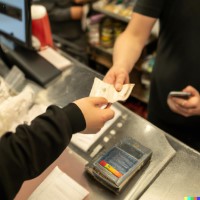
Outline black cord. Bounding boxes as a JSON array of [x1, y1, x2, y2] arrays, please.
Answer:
[[0, 44, 12, 68]]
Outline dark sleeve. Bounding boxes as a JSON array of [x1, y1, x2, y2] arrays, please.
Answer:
[[35, 0, 72, 22], [48, 7, 71, 22], [134, 0, 166, 18], [0, 103, 86, 200]]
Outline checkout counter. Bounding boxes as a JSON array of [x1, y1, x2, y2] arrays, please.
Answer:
[[0, 52, 200, 200]]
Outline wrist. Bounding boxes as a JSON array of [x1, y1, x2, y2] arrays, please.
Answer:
[[112, 64, 132, 74]]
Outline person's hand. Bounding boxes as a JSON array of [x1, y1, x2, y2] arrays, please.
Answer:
[[74, 97, 115, 133], [167, 85, 200, 117], [103, 66, 130, 92], [70, 7, 83, 20]]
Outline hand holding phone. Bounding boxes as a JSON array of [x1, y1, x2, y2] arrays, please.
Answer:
[[168, 91, 192, 99]]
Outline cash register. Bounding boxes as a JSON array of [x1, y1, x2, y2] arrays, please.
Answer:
[[0, 0, 61, 87]]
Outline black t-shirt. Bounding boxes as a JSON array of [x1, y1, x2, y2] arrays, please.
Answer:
[[134, 0, 200, 139]]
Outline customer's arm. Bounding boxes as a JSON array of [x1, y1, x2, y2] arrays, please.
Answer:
[[0, 97, 114, 200]]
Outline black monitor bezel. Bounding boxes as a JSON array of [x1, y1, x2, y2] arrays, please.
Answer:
[[0, 0, 32, 49]]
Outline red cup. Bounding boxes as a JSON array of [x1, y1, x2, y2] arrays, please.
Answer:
[[31, 5, 53, 49]]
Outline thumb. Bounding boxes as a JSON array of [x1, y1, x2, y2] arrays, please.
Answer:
[[115, 83, 123, 92], [101, 107, 115, 121], [90, 97, 109, 105]]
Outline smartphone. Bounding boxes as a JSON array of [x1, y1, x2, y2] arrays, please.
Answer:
[[168, 91, 192, 99]]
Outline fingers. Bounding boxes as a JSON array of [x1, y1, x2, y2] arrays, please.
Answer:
[[103, 73, 116, 85], [90, 97, 109, 105], [92, 99, 115, 124], [105, 103, 112, 108], [80, 99, 115, 134], [179, 100, 196, 109], [171, 97, 196, 109], [168, 86, 200, 117], [168, 96, 199, 117], [91, 98, 114, 121], [172, 103, 196, 117], [104, 68, 130, 91], [115, 73, 128, 91], [102, 107, 115, 122], [183, 85, 198, 95]]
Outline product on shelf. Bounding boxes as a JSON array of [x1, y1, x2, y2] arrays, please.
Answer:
[[99, 16, 126, 48], [113, 20, 126, 41], [95, 0, 137, 19], [88, 14, 105, 45], [141, 54, 156, 73], [100, 17, 114, 48]]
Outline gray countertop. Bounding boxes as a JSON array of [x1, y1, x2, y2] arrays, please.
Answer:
[[35, 60, 200, 199], [1, 56, 199, 200]]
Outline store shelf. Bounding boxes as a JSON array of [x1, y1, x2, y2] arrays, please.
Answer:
[[129, 69, 150, 103], [92, 2, 130, 23], [90, 33, 157, 55], [91, 45, 113, 56]]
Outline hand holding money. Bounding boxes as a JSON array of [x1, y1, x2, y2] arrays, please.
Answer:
[[89, 77, 134, 103]]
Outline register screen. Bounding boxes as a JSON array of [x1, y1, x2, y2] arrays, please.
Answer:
[[0, 0, 26, 43]]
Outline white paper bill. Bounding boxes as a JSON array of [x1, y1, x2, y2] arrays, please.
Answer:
[[89, 77, 134, 103]]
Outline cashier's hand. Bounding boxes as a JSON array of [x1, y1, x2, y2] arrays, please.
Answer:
[[103, 66, 130, 92], [74, 97, 115, 134], [167, 85, 200, 117]]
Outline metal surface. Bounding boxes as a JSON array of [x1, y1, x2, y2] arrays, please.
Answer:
[[2, 57, 199, 200], [33, 60, 200, 199], [140, 135, 200, 200]]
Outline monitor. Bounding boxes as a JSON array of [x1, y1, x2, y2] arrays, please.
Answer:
[[0, 0, 32, 49], [0, 0, 61, 87]]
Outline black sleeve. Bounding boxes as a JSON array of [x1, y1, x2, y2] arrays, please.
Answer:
[[34, 0, 72, 22], [47, 7, 71, 22], [0, 103, 86, 200], [134, 0, 166, 18]]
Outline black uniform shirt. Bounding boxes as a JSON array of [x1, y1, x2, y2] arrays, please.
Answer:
[[134, 0, 200, 137]]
